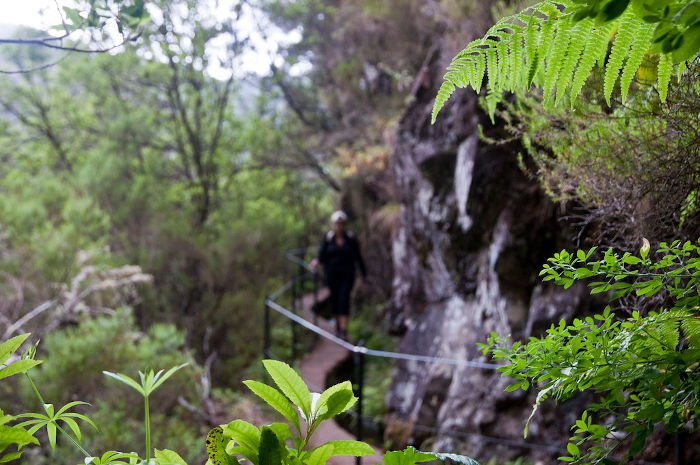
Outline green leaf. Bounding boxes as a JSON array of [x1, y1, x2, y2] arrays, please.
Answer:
[[304, 444, 333, 465], [382, 447, 436, 465], [60, 416, 82, 442], [0, 451, 22, 463], [261, 360, 311, 420], [316, 381, 357, 421], [566, 442, 580, 457], [604, 10, 641, 104], [150, 363, 188, 393], [243, 380, 300, 431], [46, 421, 56, 450], [258, 427, 283, 465], [556, 18, 593, 106], [672, 23, 700, 62], [103, 371, 145, 395], [628, 431, 647, 456], [154, 449, 188, 465], [0, 424, 39, 449], [222, 420, 261, 455], [55, 401, 90, 417], [320, 441, 374, 457], [206, 427, 240, 465], [598, 0, 631, 23], [619, 23, 655, 102], [0, 334, 30, 365], [62, 412, 98, 432], [0, 359, 41, 381]]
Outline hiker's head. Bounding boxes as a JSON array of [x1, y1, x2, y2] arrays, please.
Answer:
[[331, 210, 347, 234]]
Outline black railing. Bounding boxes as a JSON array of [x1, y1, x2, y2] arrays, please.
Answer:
[[262, 248, 671, 465]]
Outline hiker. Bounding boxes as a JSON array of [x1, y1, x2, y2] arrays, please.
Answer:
[[310, 210, 367, 341]]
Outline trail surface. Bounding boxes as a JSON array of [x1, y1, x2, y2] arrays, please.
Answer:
[[295, 289, 383, 465]]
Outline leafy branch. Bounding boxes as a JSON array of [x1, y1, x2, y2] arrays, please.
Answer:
[[209, 360, 479, 465], [0, 0, 151, 74], [432, 0, 700, 122], [480, 239, 700, 463]]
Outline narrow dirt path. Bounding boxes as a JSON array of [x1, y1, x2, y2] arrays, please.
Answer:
[[295, 290, 384, 465]]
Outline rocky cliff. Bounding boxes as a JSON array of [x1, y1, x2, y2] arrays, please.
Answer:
[[382, 45, 601, 461]]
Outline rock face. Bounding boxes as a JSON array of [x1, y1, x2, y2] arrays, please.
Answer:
[[383, 49, 600, 460]]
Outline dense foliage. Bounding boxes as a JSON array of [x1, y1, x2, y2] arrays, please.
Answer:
[[2, 341, 480, 465], [0, 4, 336, 462], [483, 241, 700, 463], [0, 6, 332, 381], [502, 61, 700, 249], [432, 0, 700, 120], [431, 0, 700, 463]]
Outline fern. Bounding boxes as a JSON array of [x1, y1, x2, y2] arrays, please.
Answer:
[[524, 11, 539, 88], [543, 19, 573, 106], [508, 29, 523, 91], [657, 53, 673, 102], [431, 0, 695, 123], [619, 23, 655, 103], [555, 18, 593, 106], [681, 314, 700, 350], [486, 42, 499, 97], [602, 10, 642, 105], [496, 35, 510, 91], [473, 54, 486, 94], [569, 23, 613, 108], [533, 17, 556, 88]]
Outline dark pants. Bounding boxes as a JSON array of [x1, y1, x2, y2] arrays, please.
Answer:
[[326, 270, 355, 316]]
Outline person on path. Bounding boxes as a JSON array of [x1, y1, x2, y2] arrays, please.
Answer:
[[310, 210, 367, 341]]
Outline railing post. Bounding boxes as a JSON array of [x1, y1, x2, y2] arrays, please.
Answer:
[[263, 298, 271, 359], [676, 432, 685, 465], [313, 270, 319, 326], [354, 343, 365, 465], [290, 268, 298, 363]]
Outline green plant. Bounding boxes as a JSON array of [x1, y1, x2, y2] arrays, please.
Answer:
[[206, 359, 480, 465], [0, 334, 41, 462], [481, 239, 700, 463], [432, 0, 700, 121], [103, 364, 188, 462], [1, 332, 194, 465], [16, 401, 96, 452]]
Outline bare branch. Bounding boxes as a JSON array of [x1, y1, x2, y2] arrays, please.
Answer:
[[2, 300, 57, 340]]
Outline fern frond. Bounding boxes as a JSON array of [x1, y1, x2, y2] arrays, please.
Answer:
[[509, 29, 524, 91], [603, 9, 642, 105], [484, 92, 502, 124], [533, 18, 557, 88], [472, 54, 486, 94], [524, 11, 540, 88], [656, 54, 673, 102], [555, 18, 593, 106], [486, 44, 499, 95], [496, 36, 510, 91], [543, 20, 573, 106], [569, 23, 613, 108], [681, 315, 700, 349], [430, 0, 695, 122], [431, 80, 455, 124], [619, 23, 655, 103], [677, 60, 687, 81]]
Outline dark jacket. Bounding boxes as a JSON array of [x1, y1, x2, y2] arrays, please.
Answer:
[[318, 231, 367, 279]]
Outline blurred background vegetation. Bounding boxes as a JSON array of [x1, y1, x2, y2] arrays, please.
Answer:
[[1, 0, 698, 463]]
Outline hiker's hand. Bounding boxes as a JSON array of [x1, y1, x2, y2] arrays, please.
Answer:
[[309, 258, 319, 270]]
